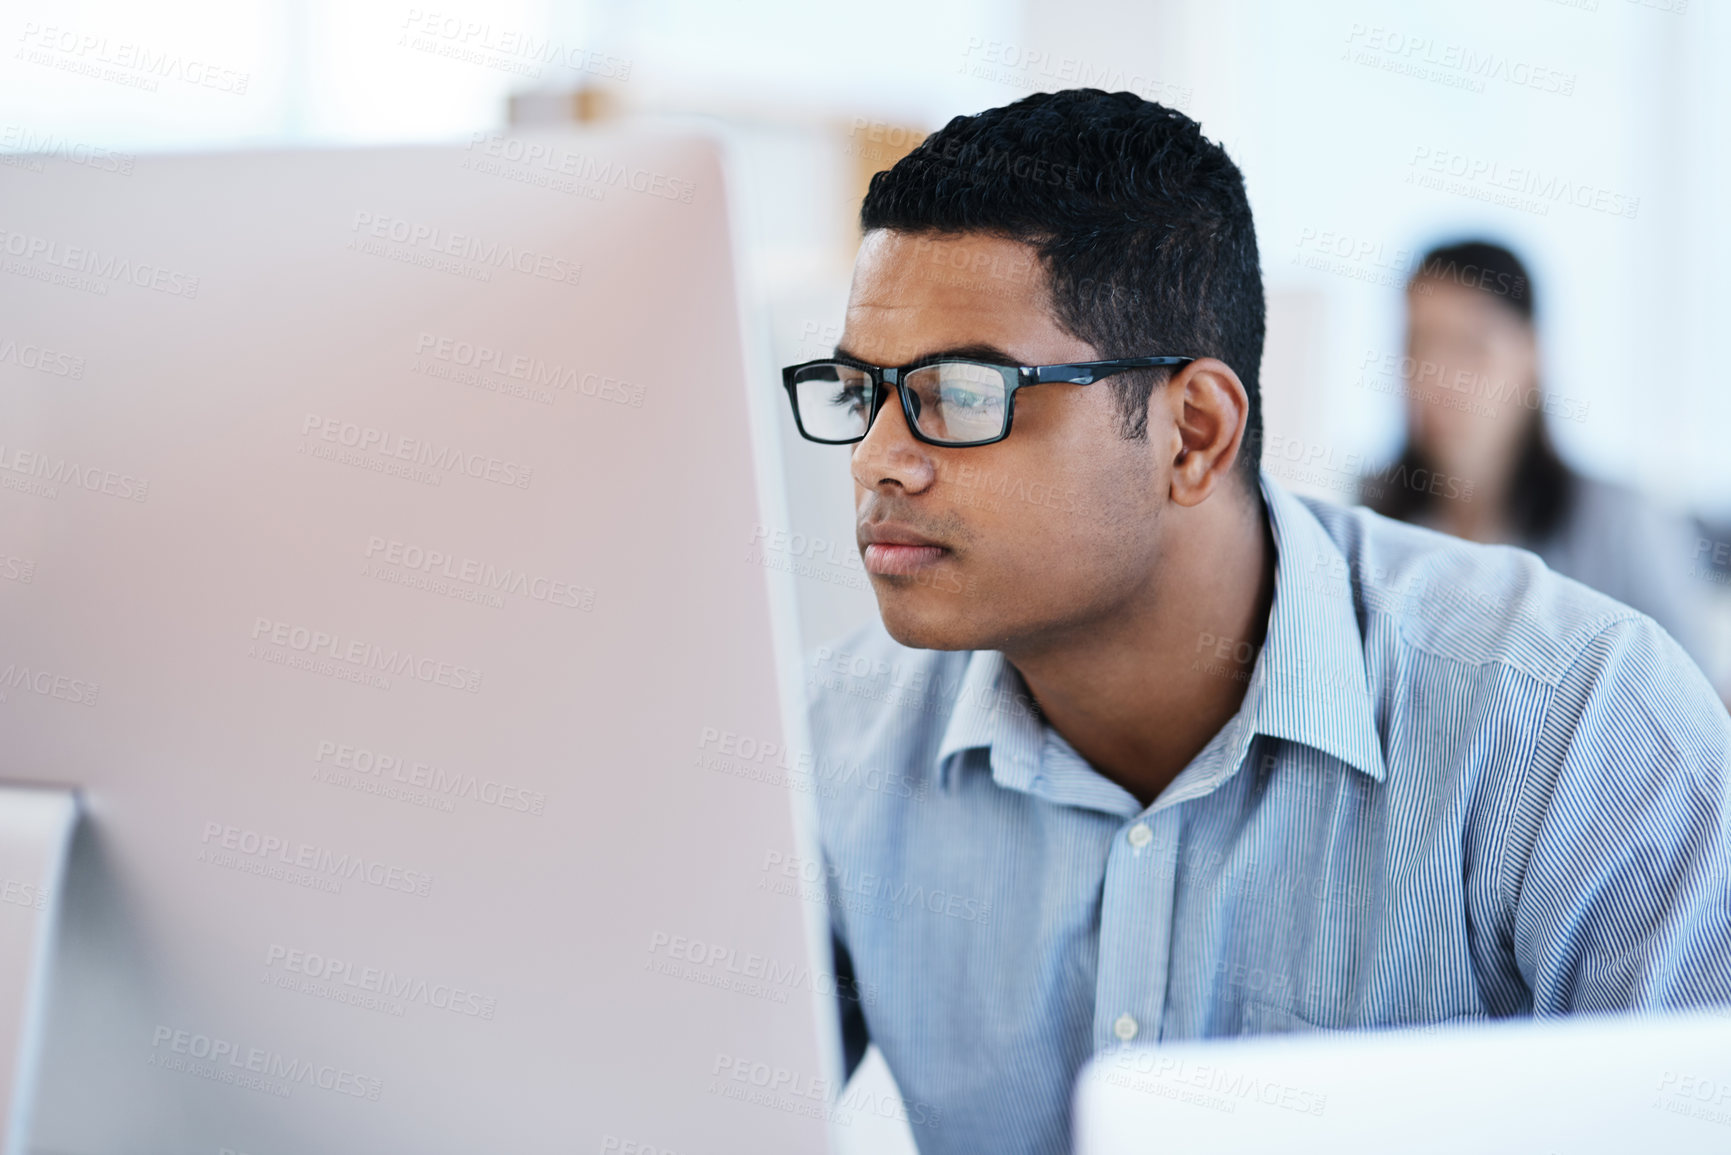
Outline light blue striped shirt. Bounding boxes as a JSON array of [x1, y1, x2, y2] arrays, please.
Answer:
[[807, 472, 1731, 1154]]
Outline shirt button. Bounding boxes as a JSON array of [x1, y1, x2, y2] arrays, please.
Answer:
[[1031, 775, 1048, 791], [1126, 822, 1152, 849], [1113, 1013, 1139, 1041]]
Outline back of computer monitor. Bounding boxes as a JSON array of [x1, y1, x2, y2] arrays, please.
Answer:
[[0, 129, 831, 1153], [1074, 1010, 1731, 1154]]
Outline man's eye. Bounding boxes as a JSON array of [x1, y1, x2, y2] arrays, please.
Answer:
[[941, 388, 991, 410], [831, 385, 869, 413]]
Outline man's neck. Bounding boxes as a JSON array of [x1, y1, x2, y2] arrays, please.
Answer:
[[1004, 490, 1277, 809]]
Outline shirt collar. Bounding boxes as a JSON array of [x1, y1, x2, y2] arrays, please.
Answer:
[[1248, 470, 1386, 782], [933, 649, 1041, 792], [931, 470, 1385, 792]]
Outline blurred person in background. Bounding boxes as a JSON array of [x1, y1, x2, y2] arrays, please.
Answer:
[[1366, 239, 1712, 670]]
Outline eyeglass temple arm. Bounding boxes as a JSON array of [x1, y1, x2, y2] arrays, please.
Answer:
[[1030, 356, 1194, 385]]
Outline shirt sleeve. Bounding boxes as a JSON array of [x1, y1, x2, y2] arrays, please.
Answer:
[[1540, 482, 1715, 672], [1507, 615, 1731, 1015]]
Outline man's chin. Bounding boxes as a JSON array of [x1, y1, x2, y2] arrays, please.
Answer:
[[874, 591, 989, 652]]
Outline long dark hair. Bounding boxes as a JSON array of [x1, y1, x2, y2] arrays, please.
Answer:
[[1366, 240, 1575, 543]]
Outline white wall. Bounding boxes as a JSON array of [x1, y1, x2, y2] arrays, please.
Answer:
[[1020, 0, 1731, 517]]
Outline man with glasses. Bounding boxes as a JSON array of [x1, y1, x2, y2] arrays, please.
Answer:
[[793, 89, 1731, 1154]]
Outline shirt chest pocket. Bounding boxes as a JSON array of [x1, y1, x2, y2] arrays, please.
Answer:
[[1239, 999, 1322, 1036], [1239, 998, 1491, 1037]]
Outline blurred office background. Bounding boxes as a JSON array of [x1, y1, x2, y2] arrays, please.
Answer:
[[7, 2, 1729, 1147], [8, 0, 1727, 688]]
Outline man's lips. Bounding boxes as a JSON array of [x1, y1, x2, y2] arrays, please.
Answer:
[[862, 542, 948, 576], [859, 523, 950, 577]]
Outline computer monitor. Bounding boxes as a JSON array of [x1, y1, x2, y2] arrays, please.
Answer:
[[0, 127, 835, 1153], [1074, 1008, 1731, 1154]]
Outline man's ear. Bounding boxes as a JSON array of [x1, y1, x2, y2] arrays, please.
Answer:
[[1159, 357, 1249, 508]]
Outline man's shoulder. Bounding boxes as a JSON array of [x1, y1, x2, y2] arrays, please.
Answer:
[[1296, 493, 1648, 688]]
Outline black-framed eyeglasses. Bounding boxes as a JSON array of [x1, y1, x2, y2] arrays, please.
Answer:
[[781, 353, 1195, 447]]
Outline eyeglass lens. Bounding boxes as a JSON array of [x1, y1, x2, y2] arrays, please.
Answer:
[[792, 361, 1008, 444]]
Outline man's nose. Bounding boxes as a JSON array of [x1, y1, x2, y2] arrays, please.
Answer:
[[852, 386, 936, 493]]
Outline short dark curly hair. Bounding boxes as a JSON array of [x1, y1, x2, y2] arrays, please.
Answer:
[[860, 88, 1265, 488]]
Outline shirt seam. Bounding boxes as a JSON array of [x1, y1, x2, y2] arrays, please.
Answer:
[[1492, 616, 1654, 918], [1373, 602, 1643, 691]]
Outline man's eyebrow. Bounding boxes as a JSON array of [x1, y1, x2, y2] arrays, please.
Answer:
[[831, 342, 1026, 366]]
